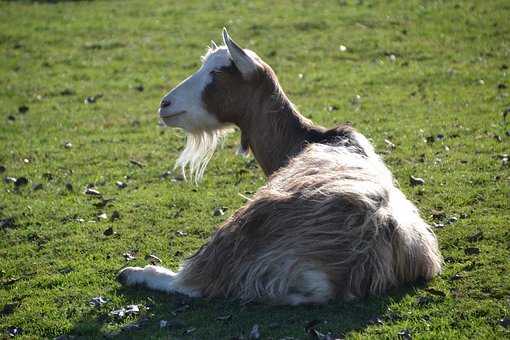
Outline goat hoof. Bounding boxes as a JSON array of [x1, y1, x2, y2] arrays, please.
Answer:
[[117, 267, 142, 286]]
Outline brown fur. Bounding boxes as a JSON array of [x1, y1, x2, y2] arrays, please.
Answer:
[[119, 43, 442, 305], [203, 61, 363, 175]]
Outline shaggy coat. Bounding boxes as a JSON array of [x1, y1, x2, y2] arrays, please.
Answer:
[[118, 30, 442, 305]]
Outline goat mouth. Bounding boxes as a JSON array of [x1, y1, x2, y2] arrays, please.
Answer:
[[159, 111, 186, 119]]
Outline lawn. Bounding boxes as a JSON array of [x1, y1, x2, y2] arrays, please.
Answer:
[[1, 0, 509, 338]]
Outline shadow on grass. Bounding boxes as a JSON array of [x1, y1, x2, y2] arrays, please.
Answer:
[[68, 281, 426, 339]]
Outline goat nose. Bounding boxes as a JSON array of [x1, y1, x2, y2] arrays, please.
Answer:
[[160, 99, 171, 108]]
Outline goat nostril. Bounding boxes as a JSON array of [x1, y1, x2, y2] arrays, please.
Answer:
[[161, 99, 171, 108]]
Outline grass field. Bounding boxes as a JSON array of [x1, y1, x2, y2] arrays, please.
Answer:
[[1, 0, 509, 338]]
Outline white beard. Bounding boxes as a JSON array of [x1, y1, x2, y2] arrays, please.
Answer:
[[175, 128, 230, 182]]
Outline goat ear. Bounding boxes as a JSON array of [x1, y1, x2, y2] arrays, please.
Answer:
[[222, 28, 258, 77], [210, 40, 218, 49]]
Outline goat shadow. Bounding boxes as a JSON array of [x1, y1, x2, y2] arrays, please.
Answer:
[[68, 280, 427, 339]]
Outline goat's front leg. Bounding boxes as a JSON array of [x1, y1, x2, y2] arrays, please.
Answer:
[[117, 265, 201, 297]]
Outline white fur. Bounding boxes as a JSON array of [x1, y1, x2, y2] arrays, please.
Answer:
[[159, 47, 231, 131], [119, 265, 201, 297], [160, 47, 233, 180], [175, 128, 230, 182]]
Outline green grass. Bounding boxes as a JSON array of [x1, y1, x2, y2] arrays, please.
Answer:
[[1, 0, 509, 338]]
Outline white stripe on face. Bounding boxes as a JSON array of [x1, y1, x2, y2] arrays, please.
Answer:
[[160, 47, 232, 132]]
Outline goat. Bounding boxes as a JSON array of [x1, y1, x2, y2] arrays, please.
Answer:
[[117, 29, 442, 305]]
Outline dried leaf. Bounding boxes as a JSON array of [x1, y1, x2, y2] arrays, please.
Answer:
[[409, 176, 425, 186], [110, 210, 121, 221], [213, 207, 226, 216], [14, 177, 29, 187], [7, 326, 22, 337], [110, 304, 139, 319], [89, 296, 108, 307], [103, 227, 115, 236], [123, 252, 136, 261], [116, 181, 127, 189], [84, 188, 101, 196], [18, 105, 29, 114], [397, 329, 412, 339]]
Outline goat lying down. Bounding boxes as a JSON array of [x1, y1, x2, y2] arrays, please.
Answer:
[[118, 29, 442, 305]]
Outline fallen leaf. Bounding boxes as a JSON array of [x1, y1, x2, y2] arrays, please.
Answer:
[[449, 273, 463, 281], [14, 177, 28, 187], [84, 188, 101, 196], [89, 296, 108, 307], [409, 176, 425, 186], [384, 139, 396, 149], [447, 216, 458, 224], [110, 210, 121, 221], [103, 227, 115, 236], [84, 94, 103, 104], [7, 326, 22, 337], [116, 181, 127, 189], [18, 105, 29, 114], [4, 176, 16, 184], [123, 252, 136, 261], [213, 207, 226, 216], [397, 329, 412, 339], [110, 304, 139, 319], [368, 316, 384, 325], [500, 317, 510, 328]]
